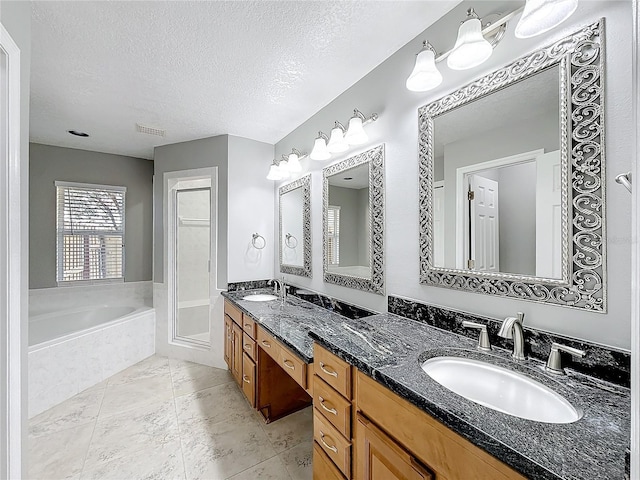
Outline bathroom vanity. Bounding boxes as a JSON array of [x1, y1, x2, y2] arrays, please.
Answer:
[[221, 289, 630, 480]]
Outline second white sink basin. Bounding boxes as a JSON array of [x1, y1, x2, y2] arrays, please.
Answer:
[[421, 356, 582, 424], [242, 294, 278, 302]]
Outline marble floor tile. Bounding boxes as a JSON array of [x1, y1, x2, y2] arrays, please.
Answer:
[[28, 422, 95, 480], [29, 382, 106, 438], [170, 358, 233, 397], [227, 455, 292, 480], [279, 441, 313, 480], [107, 355, 170, 386], [80, 439, 185, 480], [84, 398, 179, 470], [260, 406, 313, 453], [100, 373, 173, 417], [175, 381, 253, 428], [181, 414, 277, 480]]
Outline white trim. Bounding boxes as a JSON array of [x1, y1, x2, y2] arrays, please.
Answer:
[[454, 149, 544, 270], [54, 180, 127, 192], [0, 22, 23, 480], [631, 1, 639, 477]]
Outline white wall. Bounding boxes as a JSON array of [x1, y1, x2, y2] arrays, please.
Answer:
[[274, 0, 633, 350], [227, 135, 275, 282]]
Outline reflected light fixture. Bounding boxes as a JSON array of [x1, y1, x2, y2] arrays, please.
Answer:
[[406, 41, 443, 92], [515, 0, 578, 38], [327, 121, 349, 153], [310, 132, 331, 161], [447, 8, 493, 71], [344, 109, 378, 145]]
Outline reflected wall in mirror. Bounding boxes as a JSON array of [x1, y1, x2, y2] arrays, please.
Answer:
[[323, 144, 384, 295], [420, 20, 606, 312], [279, 174, 311, 277]]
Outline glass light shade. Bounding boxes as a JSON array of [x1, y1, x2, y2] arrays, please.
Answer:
[[267, 164, 282, 181], [344, 117, 368, 145], [327, 126, 349, 153], [287, 152, 302, 173], [515, 0, 578, 38], [447, 17, 493, 71], [406, 48, 443, 92], [310, 137, 331, 161], [277, 159, 290, 179]]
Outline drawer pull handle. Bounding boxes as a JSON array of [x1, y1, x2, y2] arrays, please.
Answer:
[[283, 359, 296, 370], [261, 340, 271, 348], [244, 324, 252, 329], [319, 362, 338, 378], [319, 431, 338, 453], [243, 344, 251, 351], [242, 375, 251, 384], [318, 396, 337, 415]]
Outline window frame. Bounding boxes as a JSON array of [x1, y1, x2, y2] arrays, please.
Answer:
[[55, 181, 127, 286]]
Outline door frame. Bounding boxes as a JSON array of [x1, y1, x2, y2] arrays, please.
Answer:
[[0, 23, 23, 480]]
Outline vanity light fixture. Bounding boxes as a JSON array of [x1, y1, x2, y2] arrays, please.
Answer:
[[286, 148, 306, 174], [344, 109, 378, 145], [515, 0, 578, 38], [406, 41, 443, 92], [266, 149, 308, 180], [327, 121, 349, 153], [310, 132, 331, 161], [447, 9, 494, 71], [267, 159, 284, 181]]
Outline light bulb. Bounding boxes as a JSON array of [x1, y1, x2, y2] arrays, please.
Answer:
[[344, 116, 368, 145], [515, 0, 578, 38], [310, 135, 331, 161], [287, 152, 302, 173], [447, 11, 493, 71], [327, 123, 349, 153], [406, 42, 443, 92], [266, 164, 281, 181]]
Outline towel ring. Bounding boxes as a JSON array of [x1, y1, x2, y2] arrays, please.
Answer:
[[251, 233, 266, 249], [285, 233, 298, 248]]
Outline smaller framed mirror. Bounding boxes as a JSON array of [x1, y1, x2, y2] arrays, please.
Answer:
[[279, 174, 311, 277], [323, 145, 384, 294]]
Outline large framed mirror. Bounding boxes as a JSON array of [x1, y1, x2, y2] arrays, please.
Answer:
[[419, 20, 606, 312], [279, 174, 311, 277], [323, 144, 384, 294]]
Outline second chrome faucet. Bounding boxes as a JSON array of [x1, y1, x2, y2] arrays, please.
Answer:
[[498, 312, 526, 361]]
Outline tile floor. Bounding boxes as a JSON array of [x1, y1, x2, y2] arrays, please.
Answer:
[[28, 355, 313, 480]]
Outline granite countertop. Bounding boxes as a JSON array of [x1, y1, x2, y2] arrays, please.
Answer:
[[223, 289, 631, 480]]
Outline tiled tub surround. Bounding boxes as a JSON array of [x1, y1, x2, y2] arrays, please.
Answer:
[[388, 295, 632, 387], [224, 289, 630, 480], [29, 307, 155, 418]]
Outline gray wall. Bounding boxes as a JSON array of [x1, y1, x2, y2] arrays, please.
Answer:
[[153, 135, 228, 287], [274, 1, 634, 350], [1, 1, 31, 475], [29, 143, 154, 288]]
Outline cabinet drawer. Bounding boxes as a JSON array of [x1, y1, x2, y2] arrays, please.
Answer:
[[224, 300, 243, 325], [242, 333, 256, 361], [242, 353, 256, 408], [314, 409, 351, 478], [314, 376, 351, 438], [279, 347, 307, 389], [314, 441, 347, 480], [314, 344, 351, 399], [242, 315, 257, 339], [257, 327, 280, 360]]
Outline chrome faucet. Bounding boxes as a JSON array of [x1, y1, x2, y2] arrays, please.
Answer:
[[498, 312, 525, 360], [268, 277, 287, 304]]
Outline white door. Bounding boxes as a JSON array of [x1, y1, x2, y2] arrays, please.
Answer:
[[535, 151, 562, 278], [469, 174, 499, 272], [433, 182, 445, 267]]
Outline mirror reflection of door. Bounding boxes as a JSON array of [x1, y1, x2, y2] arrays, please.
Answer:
[[175, 187, 211, 344], [433, 181, 445, 267], [467, 174, 499, 272], [535, 151, 562, 278]]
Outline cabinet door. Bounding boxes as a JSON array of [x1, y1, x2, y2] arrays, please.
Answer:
[[232, 321, 243, 385], [355, 414, 433, 480], [224, 315, 232, 368], [242, 352, 256, 408]]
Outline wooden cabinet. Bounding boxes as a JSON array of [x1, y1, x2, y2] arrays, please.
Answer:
[[224, 314, 232, 368], [314, 441, 347, 480], [242, 352, 256, 408], [355, 414, 432, 480], [231, 321, 243, 385], [314, 409, 352, 477], [315, 345, 352, 399]]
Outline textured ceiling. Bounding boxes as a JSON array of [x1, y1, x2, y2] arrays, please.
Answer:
[[30, 1, 460, 159]]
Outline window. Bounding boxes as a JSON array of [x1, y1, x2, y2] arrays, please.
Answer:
[[327, 205, 340, 265], [56, 181, 126, 283]]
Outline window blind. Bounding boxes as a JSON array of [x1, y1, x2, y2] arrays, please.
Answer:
[[56, 182, 126, 283], [327, 206, 340, 265]]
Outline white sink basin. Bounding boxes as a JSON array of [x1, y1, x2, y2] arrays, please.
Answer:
[[242, 294, 278, 302], [421, 356, 582, 424]]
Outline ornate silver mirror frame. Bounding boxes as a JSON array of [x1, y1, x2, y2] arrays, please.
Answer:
[[323, 144, 385, 295], [279, 174, 312, 277], [419, 20, 606, 312]]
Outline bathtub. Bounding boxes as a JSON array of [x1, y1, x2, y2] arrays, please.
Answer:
[[28, 305, 156, 418]]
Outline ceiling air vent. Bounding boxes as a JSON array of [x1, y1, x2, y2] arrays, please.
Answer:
[[136, 123, 166, 137]]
